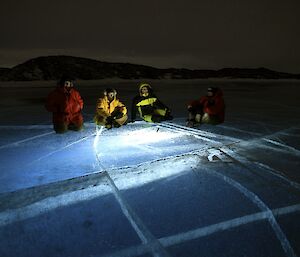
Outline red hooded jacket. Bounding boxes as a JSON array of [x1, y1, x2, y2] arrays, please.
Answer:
[[45, 86, 84, 125], [189, 88, 225, 123]]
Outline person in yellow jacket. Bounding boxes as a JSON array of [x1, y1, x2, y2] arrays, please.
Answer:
[[94, 88, 128, 129]]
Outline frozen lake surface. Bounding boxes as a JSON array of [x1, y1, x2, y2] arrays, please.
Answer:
[[0, 79, 300, 257]]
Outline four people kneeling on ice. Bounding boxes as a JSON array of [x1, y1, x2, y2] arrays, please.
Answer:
[[46, 77, 225, 133]]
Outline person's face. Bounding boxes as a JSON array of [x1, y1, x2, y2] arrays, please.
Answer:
[[141, 87, 149, 94], [64, 81, 73, 90], [207, 91, 213, 97], [107, 92, 114, 101]]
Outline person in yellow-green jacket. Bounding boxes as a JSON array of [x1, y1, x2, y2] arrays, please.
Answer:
[[94, 88, 128, 129], [131, 83, 173, 123]]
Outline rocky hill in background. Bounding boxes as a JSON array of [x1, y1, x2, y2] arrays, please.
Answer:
[[0, 55, 299, 81]]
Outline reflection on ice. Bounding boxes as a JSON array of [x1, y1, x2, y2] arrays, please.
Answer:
[[120, 127, 180, 145], [93, 123, 217, 171]]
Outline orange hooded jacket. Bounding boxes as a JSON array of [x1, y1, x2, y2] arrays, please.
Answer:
[[189, 88, 225, 123], [45, 86, 84, 125]]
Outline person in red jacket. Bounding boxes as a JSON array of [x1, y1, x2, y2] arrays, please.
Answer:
[[45, 76, 84, 133], [186, 87, 225, 127]]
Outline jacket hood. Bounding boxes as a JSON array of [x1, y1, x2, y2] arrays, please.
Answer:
[[58, 76, 75, 87], [208, 87, 223, 98], [104, 88, 117, 101], [139, 83, 153, 96]]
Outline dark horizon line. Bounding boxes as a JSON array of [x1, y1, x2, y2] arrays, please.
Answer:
[[0, 55, 299, 75]]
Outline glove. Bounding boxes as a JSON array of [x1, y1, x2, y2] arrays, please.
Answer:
[[112, 112, 124, 119], [106, 116, 114, 124]]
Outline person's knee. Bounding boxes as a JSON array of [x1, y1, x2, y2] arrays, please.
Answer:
[[201, 113, 210, 123], [115, 114, 128, 126], [142, 115, 153, 122], [202, 113, 220, 125], [154, 108, 167, 117], [195, 114, 202, 123]]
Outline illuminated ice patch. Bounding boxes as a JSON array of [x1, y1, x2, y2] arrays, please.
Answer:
[[94, 126, 182, 152], [120, 127, 181, 145]]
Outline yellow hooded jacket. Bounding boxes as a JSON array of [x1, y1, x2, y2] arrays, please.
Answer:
[[131, 83, 169, 122], [95, 91, 127, 118]]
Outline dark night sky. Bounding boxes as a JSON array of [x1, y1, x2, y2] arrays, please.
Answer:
[[0, 0, 299, 72]]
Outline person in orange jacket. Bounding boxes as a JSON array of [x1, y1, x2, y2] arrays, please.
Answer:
[[45, 76, 84, 133], [186, 87, 225, 127], [94, 88, 128, 129]]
